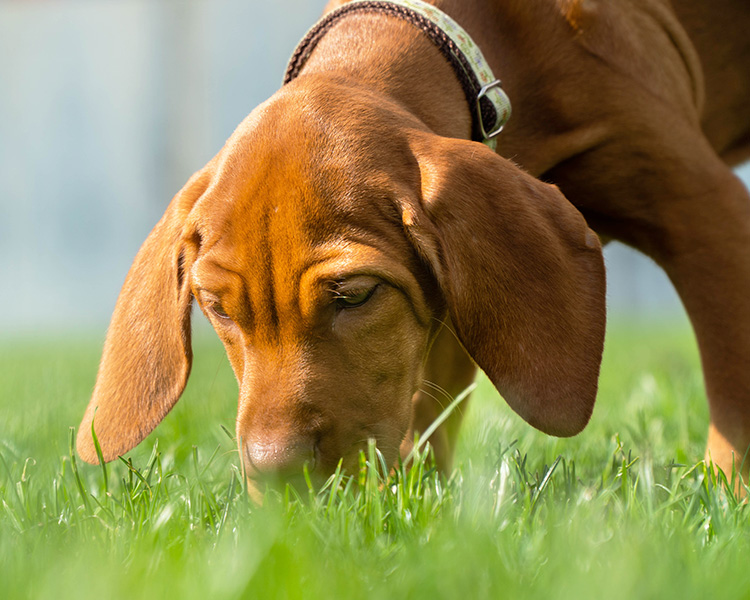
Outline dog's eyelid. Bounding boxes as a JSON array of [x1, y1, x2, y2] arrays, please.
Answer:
[[205, 298, 232, 320], [334, 282, 378, 296], [210, 303, 232, 320], [334, 283, 380, 309], [194, 290, 233, 321]]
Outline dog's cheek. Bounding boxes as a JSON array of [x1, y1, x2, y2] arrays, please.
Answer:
[[210, 325, 245, 383], [337, 295, 430, 460]]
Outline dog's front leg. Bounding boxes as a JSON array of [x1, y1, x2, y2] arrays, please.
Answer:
[[662, 169, 750, 481]]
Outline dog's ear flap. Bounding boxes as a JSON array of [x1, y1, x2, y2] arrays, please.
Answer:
[[405, 135, 606, 437], [76, 169, 210, 464]]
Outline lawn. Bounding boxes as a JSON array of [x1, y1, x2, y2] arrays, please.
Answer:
[[2, 319, 749, 599]]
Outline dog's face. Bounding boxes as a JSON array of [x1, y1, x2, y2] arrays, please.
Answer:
[[187, 87, 444, 482], [77, 77, 607, 497]]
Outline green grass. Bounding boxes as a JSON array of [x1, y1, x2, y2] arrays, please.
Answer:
[[2, 319, 750, 600]]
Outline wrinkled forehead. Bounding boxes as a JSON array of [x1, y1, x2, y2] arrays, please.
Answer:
[[214, 79, 421, 195], [190, 87, 421, 269]]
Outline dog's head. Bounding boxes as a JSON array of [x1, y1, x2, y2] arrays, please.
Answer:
[[77, 77, 606, 494]]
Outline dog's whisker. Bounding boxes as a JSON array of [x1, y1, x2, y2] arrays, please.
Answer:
[[429, 317, 463, 346], [417, 387, 450, 413], [421, 380, 455, 402]]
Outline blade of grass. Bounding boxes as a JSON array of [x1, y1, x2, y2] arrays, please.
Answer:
[[90, 412, 109, 495], [68, 427, 90, 510]]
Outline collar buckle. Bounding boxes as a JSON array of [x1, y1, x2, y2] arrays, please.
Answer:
[[477, 80, 510, 141]]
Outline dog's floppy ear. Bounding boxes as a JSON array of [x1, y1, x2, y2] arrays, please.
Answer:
[[77, 168, 211, 464], [404, 134, 606, 437]]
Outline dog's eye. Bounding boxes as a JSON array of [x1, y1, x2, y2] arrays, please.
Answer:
[[336, 286, 377, 309], [210, 302, 231, 320]]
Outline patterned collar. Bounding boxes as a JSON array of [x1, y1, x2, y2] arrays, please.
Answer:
[[284, 0, 511, 150]]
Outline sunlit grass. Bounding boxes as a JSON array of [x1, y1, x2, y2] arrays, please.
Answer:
[[2, 320, 750, 599]]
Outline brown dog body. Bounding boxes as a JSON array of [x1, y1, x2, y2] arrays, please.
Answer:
[[78, 0, 750, 491]]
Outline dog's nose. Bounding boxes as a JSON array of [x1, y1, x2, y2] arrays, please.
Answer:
[[243, 437, 317, 480]]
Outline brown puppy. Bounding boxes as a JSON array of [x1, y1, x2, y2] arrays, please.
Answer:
[[78, 0, 750, 493]]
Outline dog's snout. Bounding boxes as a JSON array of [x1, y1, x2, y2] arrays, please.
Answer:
[[244, 437, 317, 480]]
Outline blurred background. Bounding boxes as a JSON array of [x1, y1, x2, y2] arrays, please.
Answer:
[[1, 0, 748, 335]]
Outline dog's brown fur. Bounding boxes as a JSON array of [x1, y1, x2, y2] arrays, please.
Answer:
[[78, 0, 750, 494]]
